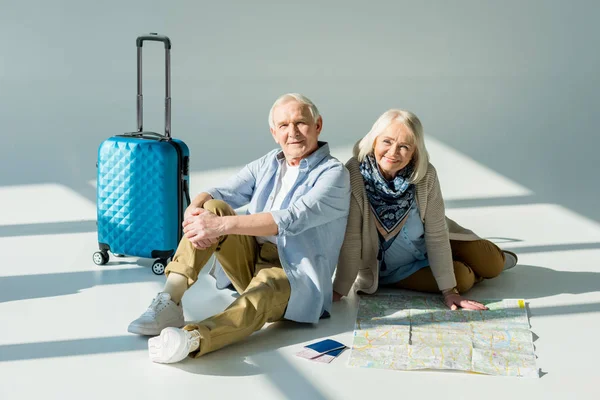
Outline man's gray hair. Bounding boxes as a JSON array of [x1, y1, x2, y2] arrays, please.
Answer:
[[268, 93, 321, 129]]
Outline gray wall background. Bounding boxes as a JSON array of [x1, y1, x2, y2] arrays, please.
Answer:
[[1, 0, 599, 221]]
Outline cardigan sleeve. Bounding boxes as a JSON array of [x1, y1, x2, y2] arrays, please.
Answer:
[[333, 192, 363, 296], [422, 165, 457, 291]]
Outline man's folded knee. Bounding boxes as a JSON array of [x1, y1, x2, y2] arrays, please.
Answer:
[[203, 199, 234, 216]]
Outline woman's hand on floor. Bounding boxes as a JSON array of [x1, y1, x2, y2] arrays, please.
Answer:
[[443, 293, 488, 310]]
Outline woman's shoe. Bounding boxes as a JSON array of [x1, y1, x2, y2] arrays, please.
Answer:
[[502, 250, 518, 271]]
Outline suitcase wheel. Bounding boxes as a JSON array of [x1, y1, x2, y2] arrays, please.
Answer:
[[152, 259, 168, 275], [93, 251, 109, 266], [113, 253, 125, 258]]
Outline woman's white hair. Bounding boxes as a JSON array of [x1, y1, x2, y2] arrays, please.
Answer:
[[357, 109, 430, 184], [268, 93, 321, 129]]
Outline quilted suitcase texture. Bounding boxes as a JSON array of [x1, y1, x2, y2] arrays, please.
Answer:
[[94, 33, 190, 275]]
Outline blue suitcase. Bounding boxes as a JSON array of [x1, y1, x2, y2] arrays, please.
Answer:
[[93, 33, 190, 275]]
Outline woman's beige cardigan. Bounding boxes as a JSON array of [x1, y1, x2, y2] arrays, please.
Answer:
[[333, 155, 480, 296]]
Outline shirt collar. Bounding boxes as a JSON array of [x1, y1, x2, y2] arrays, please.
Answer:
[[276, 141, 330, 170]]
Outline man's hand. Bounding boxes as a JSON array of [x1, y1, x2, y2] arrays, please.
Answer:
[[184, 192, 214, 221], [443, 293, 488, 311], [183, 205, 196, 222], [333, 291, 343, 302], [182, 208, 224, 249]]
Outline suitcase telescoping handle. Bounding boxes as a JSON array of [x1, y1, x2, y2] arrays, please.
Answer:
[[136, 33, 172, 138]]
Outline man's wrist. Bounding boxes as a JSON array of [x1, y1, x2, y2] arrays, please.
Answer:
[[221, 215, 235, 236]]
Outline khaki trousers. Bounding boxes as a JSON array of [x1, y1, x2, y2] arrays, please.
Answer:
[[164, 200, 291, 357], [394, 239, 505, 293]]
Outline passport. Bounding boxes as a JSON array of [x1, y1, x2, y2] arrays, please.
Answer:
[[295, 339, 347, 363]]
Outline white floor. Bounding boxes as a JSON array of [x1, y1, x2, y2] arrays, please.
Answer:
[[1, 139, 599, 400]]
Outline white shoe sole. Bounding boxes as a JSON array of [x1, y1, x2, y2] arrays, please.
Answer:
[[128, 323, 161, 336], [148, 327, 190, 364], [128, 318, 185, 336]]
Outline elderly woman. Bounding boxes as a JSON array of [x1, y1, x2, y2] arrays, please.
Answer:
[[333, 109, 517, 310]]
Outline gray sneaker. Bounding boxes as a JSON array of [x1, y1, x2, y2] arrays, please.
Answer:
[[128, 292, 184, 336], [502, 250, 518, 271]]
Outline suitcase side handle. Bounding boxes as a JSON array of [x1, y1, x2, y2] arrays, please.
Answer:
[[136, 33, 172, 138]]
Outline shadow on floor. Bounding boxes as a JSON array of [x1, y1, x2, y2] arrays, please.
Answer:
[[0, 297, 358, 366], [504, 242, 600, 254], [0, 265, 162, 303], [469, 263, 600, 300], [0, 220, 97, 238], [0, 335, 149, 363]]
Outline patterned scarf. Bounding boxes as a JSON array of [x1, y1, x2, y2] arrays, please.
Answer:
[[359, 154, 416, 241]]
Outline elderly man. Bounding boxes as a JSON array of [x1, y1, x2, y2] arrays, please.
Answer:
[[128, 93, 351, 363]]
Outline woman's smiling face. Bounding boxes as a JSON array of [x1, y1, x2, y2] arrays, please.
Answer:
[[373, 121, 416, 180]]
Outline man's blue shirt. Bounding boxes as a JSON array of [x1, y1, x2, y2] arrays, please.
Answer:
[[206, 142, 350, 323]]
